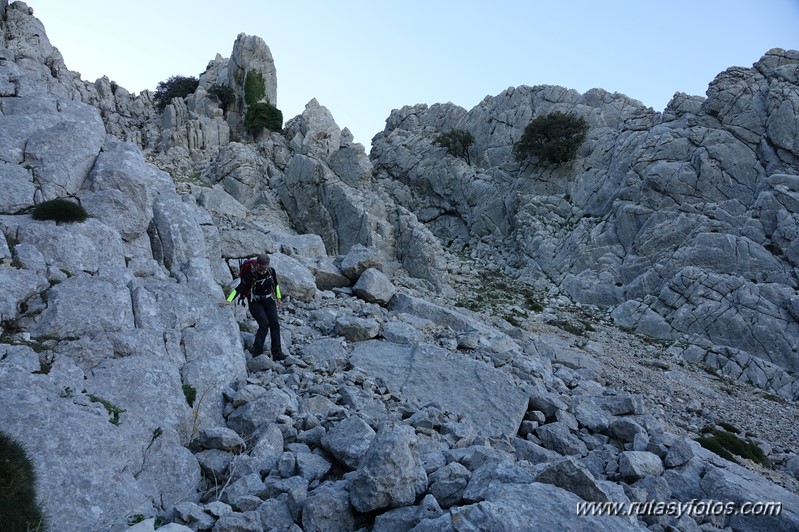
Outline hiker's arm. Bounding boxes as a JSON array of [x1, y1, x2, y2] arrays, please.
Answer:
[[226, 271, 252, 303], [225, 285, 244, 303], [272, 268, 283, 305]]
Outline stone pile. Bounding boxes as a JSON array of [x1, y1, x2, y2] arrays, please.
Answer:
[[141, 281, 799, 531]]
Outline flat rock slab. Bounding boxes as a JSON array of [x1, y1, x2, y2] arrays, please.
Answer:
[[350, 341, 527, 439]]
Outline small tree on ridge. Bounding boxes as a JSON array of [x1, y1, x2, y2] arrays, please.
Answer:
[[153, 75, 199, 112], [433, 129, 475, 165]]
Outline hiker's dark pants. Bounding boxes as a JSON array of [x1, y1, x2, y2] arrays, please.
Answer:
[[249, 296, 281, 356]]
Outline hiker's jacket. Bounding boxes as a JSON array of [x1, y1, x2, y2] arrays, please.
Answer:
[[227, 267, 282, 302]]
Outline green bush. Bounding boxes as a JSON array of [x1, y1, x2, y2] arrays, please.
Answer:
[[182, 384, 197, 408], [433, 129, 475, 165], [153, 75, 199, 112], [208, 84, 236, 112], [87, 394, 125, 425], [0, 432, 46, 532], [1, 318, 22, 342], [31, 198, 89, 223], [513, 111, 588, 164], [244, 70, 265, 106], [244, 102, 283, 134]]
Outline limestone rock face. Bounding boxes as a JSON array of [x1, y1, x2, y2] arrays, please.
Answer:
[[0, 94, 105, 205], [2, 3, 799, 531], [285, 98, 344, 161], [370, 48, 799, 396], [228, 33, 278, 107]]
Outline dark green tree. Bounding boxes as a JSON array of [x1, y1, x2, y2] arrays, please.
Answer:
[[433, 129, 475, 165], [153, 75, 199, 112], [513, 111, 589, 164], [244, 102, 283, 134], [207, 84, 236, 112]]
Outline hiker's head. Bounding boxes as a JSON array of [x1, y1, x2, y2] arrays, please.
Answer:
[[256, 254, 270, 271]]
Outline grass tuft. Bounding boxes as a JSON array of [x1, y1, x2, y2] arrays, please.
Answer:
[[696, 426, 770, 467], [182, 384, 197, 408]]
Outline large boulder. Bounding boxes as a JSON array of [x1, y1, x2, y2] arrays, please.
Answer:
[[352, 267, 396, 305], [349, 421, 428, 513], [80, 137, 173, 242], [13, 217, 127, 275], [129, 278, 247, 429], [268, 252, 317, 303], [696, 445, 799, 531], [28, 274, 134, 337], [349, 341, 528, 439], [321, 415, 376, 469], [0, 95, 105, 201]]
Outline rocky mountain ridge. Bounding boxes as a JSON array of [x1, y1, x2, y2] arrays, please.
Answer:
[[369, 51, 799, 402], [1, 1, 799, 531]]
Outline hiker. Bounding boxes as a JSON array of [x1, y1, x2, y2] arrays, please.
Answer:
[[226, 254, 286, 361]]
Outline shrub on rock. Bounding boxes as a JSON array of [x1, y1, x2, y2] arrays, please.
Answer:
[[433, 129, 474, 165], [208, 83, 236, 112], [245, 102, 283, 134], [0, 432, 45, 531], [31, 198, 89, 223], [514, 111, 588, 164], [153, 75, 199, 112]]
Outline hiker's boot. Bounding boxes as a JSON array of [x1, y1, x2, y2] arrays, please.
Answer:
[[272, 351, 287, 362]]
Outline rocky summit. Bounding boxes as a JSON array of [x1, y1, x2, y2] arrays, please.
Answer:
[[2, 1, 799, 531]]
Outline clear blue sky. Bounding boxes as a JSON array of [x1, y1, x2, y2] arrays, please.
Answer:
[[28, 1, 799, 149]]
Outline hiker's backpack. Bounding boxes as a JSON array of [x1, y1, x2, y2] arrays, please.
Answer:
[[237, 258, 258, 299]]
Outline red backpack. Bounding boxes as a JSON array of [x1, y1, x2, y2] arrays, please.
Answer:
[[237, 258, 258, 298]]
